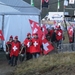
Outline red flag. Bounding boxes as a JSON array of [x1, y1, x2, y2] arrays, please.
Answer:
[[42, 25, 48, 40], [29, 19, 43, 39], [0, 30, 4, 41], [54, 20, 57, 25], [42, 0, 49, 8], [42, 25, 48, 35], [68, 26, 73, 37], [42, 39, 54, 55]]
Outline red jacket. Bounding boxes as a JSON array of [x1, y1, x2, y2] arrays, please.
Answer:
[[50, 30, 54, 38], [10, 41, 21, 57], [56, 29, 63, 41], [23, 38, 32, 53], [30, 38, 42, 53]]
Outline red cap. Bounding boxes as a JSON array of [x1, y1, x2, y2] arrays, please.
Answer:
[[27, 33, 31, 36], [14, 36, 18, 39], [33, 33, 38, 36], [10, 35, 13, 39]]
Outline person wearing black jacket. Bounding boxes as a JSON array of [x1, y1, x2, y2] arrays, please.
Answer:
[[51, 29, 58, 53]]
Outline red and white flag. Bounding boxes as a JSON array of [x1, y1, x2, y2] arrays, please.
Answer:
[[42, 39, 54, 55], [29, 19, 54, 55], [68, 26, 73, 37], [0, 30, 4, 41], [54, 20, 57, 25], [29, 19, 43, 38], [42, 25, 48, 40]]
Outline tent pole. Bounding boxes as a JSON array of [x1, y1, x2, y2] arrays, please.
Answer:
[[2, 15, 4, 32], [1, 15, 4, 50]]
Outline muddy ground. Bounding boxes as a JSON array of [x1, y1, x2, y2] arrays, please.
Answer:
[[0, 51, 15, 75]]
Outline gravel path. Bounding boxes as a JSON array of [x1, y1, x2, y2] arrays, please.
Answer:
[[0, 52, 15, 75]]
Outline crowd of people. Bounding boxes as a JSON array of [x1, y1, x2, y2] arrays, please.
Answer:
[[5, 33, 43, 66], [46, 26, 63, 49], [5, 25, 65, 66]]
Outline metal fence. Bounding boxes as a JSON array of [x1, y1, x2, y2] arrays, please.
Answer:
[[58, 43, 75, 52]]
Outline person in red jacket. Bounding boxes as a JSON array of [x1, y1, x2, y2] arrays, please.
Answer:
[[6, 35, 13, 64], [50, 27, 54, 39], [10, 36, 21, 66], [21, 33, 32, 60], [56, 26, 63, 49], [31, 33, 42, 59]]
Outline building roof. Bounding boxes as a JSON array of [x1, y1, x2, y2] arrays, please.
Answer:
[[0, 0, 40, 15]]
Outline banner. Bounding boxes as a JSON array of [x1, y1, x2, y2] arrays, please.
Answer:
[[31, 0, 34, 6], [64, 0, 68, 6], [69, 0, 75, 4], [49, 12, 64, 20]]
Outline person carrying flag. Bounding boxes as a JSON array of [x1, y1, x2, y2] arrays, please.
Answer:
[[20, 33, 32, 60], [6, 35, 13, 65], [56, 26, 63, 49], [31, 33, 42, 59]]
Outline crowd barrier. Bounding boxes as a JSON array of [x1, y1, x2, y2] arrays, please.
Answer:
[[58, 43, 75, 52]]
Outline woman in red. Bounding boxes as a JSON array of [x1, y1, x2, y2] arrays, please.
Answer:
[[10, 36, 21, 66]]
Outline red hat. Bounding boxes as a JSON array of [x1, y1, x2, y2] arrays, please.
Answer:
[[14, 36, 18, 39], [27, 33, 31, 36], [33, 33, 38, 36], [10, 35, 13, 38]]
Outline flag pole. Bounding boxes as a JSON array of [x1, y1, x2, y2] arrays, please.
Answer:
[[39, 0, 42, 25], [40, 0, 42, 12]]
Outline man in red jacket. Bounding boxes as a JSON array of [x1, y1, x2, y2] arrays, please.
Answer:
[[31, 33, 42, 59], [56, 26, 63, 49], [10, 36, 21, 66], [22, 33, 32, 60], [6, 35, 13, 64]]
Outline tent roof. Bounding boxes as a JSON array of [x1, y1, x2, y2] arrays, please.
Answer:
[[0, 0, 40, 15]]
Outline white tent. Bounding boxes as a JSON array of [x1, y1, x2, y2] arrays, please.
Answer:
[[0, 0, 40, 50]]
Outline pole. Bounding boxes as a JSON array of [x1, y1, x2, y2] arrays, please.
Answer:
[[39, 0, 42, 25], [57, 0, 60, 12]]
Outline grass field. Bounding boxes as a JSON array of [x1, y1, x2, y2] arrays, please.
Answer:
[[14, 52, 75, 75]]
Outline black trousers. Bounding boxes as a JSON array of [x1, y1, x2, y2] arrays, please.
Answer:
[[6, 53, 11, 65], [26, 52, 32, 60], [11, 55, 18, 66]]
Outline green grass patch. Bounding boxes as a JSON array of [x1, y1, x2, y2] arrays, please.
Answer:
[[14, 52, 75, 75]]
